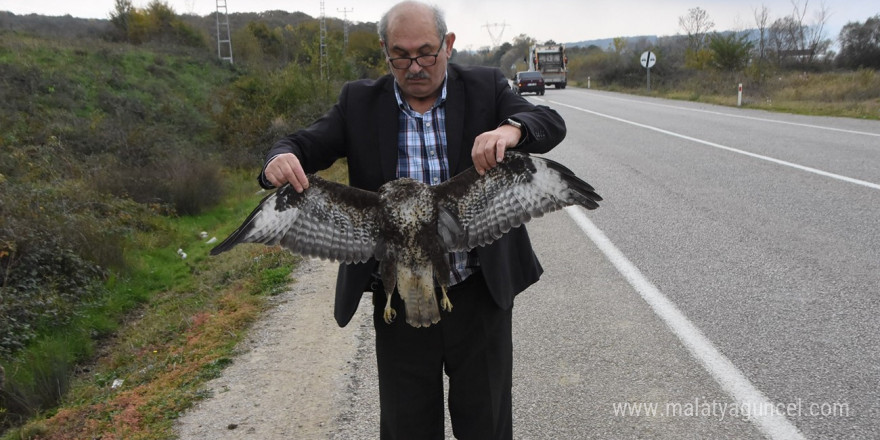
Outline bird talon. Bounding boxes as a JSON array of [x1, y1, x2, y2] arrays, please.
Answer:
[[383, 292, 396, 324], [383, 306, 397, 324], [440, 297, 453, 312], [440, 286, 453, 312]]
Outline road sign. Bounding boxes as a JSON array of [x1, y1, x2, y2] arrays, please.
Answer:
[[640, 51, 657, 69]]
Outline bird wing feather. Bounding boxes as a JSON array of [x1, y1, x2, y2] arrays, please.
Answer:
[[210, 176, 381, 263], [434, 151, 602, 251]]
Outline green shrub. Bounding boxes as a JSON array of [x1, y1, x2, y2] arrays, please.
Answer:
[[160, 152, 227, 216], [0, 176, 158, 358], [0, 337, 87, 428], [0, 238, 103, 355], [211, 67, 336, 168], [109, 0, 208, 48]]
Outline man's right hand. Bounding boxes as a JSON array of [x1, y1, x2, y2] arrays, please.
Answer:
[[264, 153, 310, 192]]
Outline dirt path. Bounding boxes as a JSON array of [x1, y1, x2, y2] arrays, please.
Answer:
[[174, 257, 378, 439]]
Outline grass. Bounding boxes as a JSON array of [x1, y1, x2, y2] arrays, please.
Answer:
[[0, 30, 341, 437], [1, 169, 296, 440], [748, 69, 880, 119], [1, 161, 349, 440], [592, 69, 880, 120]]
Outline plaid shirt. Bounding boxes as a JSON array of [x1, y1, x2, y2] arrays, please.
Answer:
[[393, 76, 479, 285]]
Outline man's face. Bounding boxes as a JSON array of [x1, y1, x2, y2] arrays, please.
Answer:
[[382, 11, 454, 102]]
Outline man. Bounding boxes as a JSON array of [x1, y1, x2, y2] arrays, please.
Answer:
[[260, 1, 566, 438]]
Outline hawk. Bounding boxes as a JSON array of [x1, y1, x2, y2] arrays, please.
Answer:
[[211, 151, 602, 327]]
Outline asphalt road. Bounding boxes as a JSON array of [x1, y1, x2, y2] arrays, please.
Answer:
[[334, 90, 880, 439], [515, 89, 880, 439], [180, 89, 880, 439]]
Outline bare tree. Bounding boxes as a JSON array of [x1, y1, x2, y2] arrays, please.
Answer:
[[769, 0, 832, 65], [753, 4, 770, 61], [805, 1, 832, 61], [678, 7, 715, 51], [789, 0, 809, 48]]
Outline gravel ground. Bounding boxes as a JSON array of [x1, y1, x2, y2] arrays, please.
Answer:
[[175, 254, 462, 439], [174, 257, 379, 439]]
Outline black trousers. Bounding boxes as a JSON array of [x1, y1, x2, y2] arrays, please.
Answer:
[[372, 272, 513, 440]]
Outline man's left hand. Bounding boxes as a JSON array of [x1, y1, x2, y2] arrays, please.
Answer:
[[472, 124, 521, 175]]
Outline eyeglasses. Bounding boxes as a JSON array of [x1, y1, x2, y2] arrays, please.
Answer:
[[385, 41, 446, 70]]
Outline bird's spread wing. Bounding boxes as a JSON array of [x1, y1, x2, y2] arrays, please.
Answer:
[[210, 176, 381, 263], [434, 151, 602, 251]]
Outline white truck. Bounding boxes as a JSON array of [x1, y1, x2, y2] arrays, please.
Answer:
[[528, 43, 568, 89]]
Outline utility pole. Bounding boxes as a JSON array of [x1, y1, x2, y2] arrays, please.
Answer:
[[337, 7, 353, 52], [319, 0, 328, 80], [215, 0, 233, 63]]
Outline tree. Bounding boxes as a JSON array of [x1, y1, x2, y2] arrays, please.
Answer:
[[802, 1, 832, 64], [232, 25, 264, 66], [495, 34, 535, 75], [107, 0, 205, 47], [108, 0, 134, 41], [753, 4, 770, 62], [512, 33, 536, 48], [679, 7, 715, 51], [346, 30, 384, 78], [836, 15, 880, 69], [488, 42, 512, 68], [679, 7, 715, 70], [247, 22, 284, 59], [611, 37, 626, 54], [768, 0, 832, 66], [769, 15, 801, 59], [709, 32, 754, 71]]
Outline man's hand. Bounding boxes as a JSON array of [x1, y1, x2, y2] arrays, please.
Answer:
[[264, 153, 310, 192], [471, 124, 521, 175]]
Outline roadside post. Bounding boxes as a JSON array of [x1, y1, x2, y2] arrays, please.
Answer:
[[640, 50, 656, 92], [737, 83, 743, 107]]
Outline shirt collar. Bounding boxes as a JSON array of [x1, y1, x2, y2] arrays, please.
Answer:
[[392, 71, 448, 114]]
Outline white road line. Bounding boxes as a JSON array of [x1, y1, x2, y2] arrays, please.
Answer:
[[565, 206, 806, 440], [551, 100, 880, 191], [568, 92, 880, 138]]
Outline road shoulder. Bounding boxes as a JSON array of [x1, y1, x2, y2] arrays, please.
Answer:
[[175, 257, 363, 439]]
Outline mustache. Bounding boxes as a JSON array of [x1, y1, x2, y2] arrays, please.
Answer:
[[405, 71, 430, 80]]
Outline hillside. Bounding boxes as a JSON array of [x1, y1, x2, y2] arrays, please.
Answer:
[[0, 9, 374, 48], [0, 11, 110, 38], [568, 34, 659, 50], [0, 9, 349, 435]]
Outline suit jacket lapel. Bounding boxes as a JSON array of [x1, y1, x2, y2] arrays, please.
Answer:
[[378, 77, 400, 183], [445, 66, 466, 174]]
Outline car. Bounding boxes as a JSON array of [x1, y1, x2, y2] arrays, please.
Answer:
[[512, 71, 545, 95]]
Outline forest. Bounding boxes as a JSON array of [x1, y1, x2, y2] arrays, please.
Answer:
[[0, 0, 878, 438]]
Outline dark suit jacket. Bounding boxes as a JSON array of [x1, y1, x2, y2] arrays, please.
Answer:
[[260, 63, 567, 327]]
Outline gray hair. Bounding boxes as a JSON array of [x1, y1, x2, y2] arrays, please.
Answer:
[[377, 1, 447, 46]]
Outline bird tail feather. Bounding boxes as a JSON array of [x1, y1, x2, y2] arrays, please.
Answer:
[[396, 265, 441, 328]]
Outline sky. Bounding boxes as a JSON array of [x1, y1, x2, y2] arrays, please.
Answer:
[[2, 0, 877, 50]]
